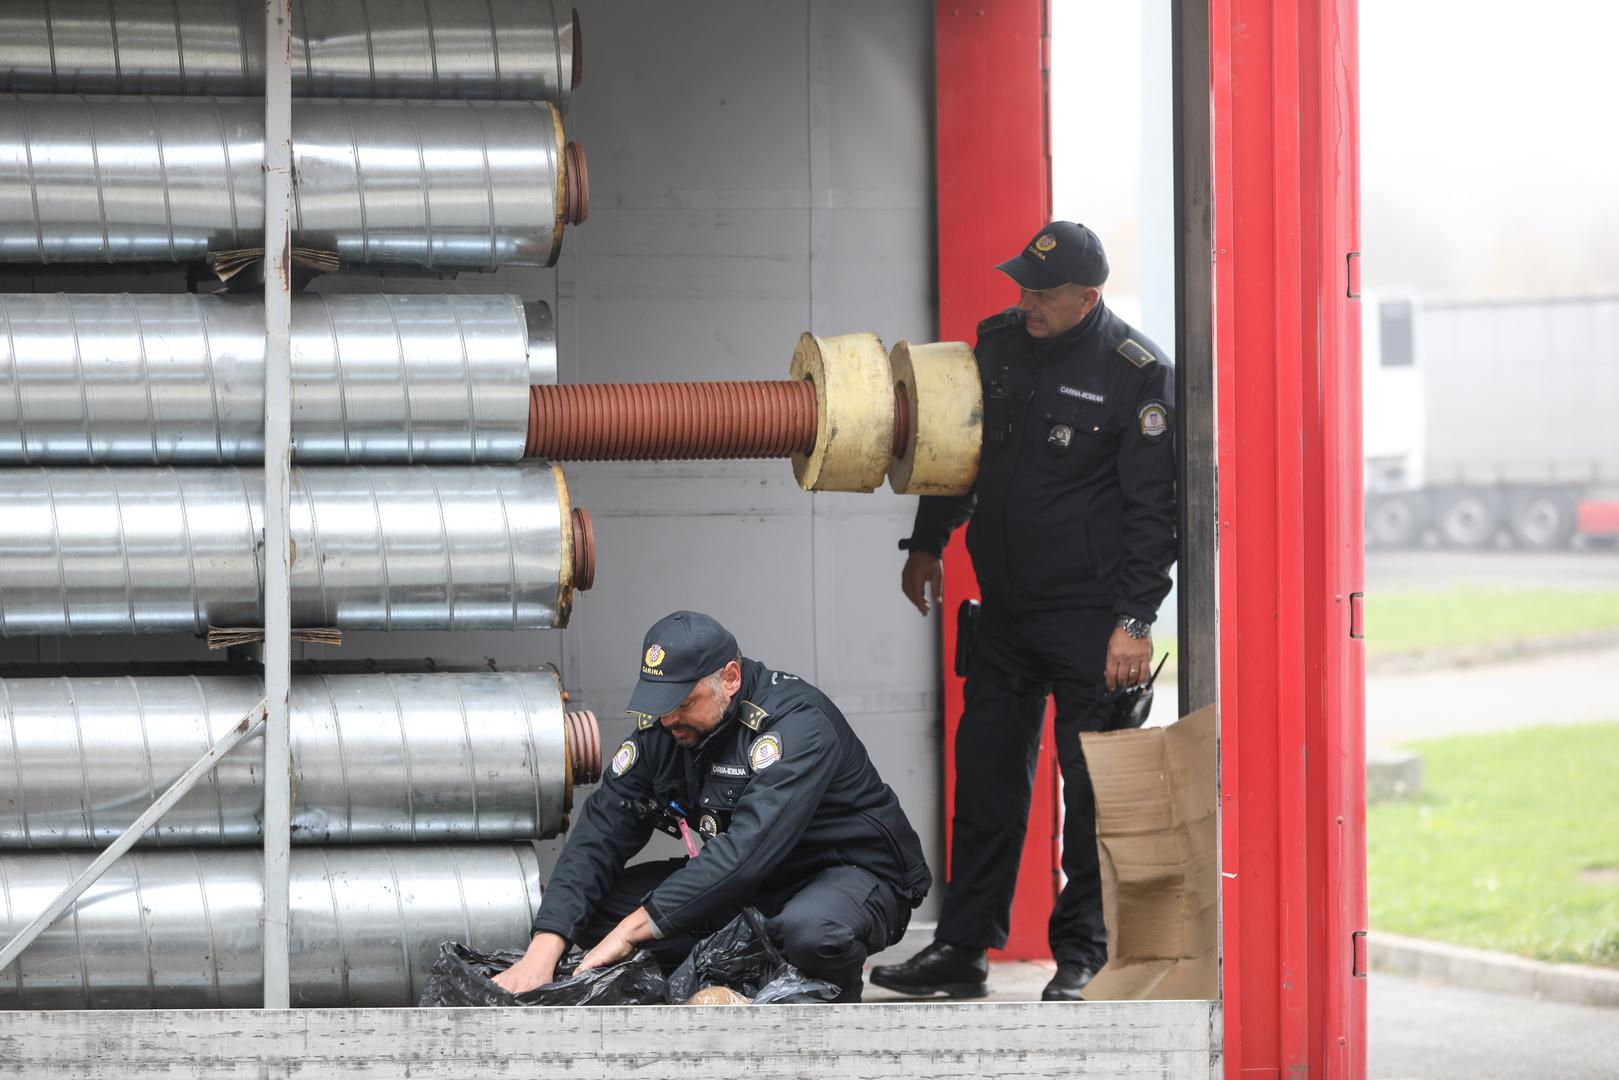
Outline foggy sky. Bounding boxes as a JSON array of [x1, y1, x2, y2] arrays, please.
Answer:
[[1052, 0, 1617, 303]]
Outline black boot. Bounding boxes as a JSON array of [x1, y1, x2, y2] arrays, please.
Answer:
[[869, 941, 989, 999], [1040, 962, 1098, 1002]]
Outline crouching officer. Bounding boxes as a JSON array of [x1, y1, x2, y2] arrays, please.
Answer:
[[493, 611, 932, 1002], [873, 221, 1177, 1001]]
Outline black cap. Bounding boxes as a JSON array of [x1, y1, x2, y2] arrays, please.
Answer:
[[626, 611, 739, 720], [994, 221, 1109, 290]]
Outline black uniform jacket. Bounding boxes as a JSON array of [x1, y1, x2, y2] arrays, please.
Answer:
[[904, 301, 1177, 621], [530, 658, 932, 942]]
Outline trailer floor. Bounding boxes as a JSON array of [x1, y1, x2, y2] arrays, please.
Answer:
[[2, 931, 1209, 1077], [862, 921, 1062, 1002], [0, 998, 1218, 1079], [863, 958, 1056, 1002]]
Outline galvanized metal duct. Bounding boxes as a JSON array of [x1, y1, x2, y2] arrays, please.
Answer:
[[0, 844, 542, 1008], [0, 1, 580, 109], [0, 95, 586, 269], [0, 672, 601, 848], [0, 463, 592, 636], [0, 292, 554, 465]]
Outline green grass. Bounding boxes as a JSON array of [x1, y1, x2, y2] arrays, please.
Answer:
[[1368, 721, 1619, 967], [1365, 588, 1619, 655]]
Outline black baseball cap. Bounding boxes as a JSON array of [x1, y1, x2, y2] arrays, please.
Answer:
[[626, 611, 739, 720], [994, 221, 1110, 290]]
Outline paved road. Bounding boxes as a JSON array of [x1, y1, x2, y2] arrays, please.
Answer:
[[1371, 971, 1619, 1079], [1365, 643, 1619, 750], [866, 962, 1619, 1076], [1368, 549, 1619, 593], [1361, 550, 1619, 748]]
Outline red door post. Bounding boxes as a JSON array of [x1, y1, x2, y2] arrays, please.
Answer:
[[1213, 0, 1367, 1075], [933, 0, 1056, 959]]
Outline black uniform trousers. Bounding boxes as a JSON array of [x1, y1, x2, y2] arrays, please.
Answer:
[[936, 604, 1116, 969], [579, 858, 910, 1001]]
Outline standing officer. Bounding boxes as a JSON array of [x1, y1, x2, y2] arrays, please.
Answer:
[[870, 222, 1177, 1001], [493, 611, 932, 1002]]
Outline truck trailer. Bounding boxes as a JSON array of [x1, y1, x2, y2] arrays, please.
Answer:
[[0, 1, 1369, 1077], [1363, 292, 1619, 548]]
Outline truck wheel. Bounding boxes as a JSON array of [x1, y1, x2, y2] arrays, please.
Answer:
[[1365, 494, 1423, 548], [1507, 491, 1577, 550], [1435, 492, 1500, 548]]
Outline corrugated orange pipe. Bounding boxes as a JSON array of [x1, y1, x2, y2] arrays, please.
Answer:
[[526, 381, 909, 461]]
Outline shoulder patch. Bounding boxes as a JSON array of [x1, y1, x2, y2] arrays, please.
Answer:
[[1116, 338, 1156, 369], [976, 309, 1021, 336], [1138, 400, 1170, 440], [610, 739, 638, 777], [629, 709, 657, 731], [738, 700, 769, 732], [749, 732, 783, 772]]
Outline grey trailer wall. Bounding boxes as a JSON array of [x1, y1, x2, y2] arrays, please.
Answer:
[[551, 1, 943, 902], [0, 2, 946, 912]]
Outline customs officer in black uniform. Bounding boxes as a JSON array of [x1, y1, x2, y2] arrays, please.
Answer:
[[493, 611, 931, 1001], [870, 222, 1177, 1001]]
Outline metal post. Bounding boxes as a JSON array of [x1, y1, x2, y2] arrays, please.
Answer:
[[0, 702, 267, 973], [1172, 0, 1218, 716], [262, 0, 295, 1011]]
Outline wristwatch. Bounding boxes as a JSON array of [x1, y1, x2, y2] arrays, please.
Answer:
[[1115, 615, 1152, 640]]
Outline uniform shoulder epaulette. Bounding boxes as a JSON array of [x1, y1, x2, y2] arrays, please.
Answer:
[[1116, 338, 1157, 369], [977, 309, 1022, 336], [738, 699, 770, 731]]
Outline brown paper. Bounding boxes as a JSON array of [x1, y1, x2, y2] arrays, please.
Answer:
[[683, 986, 753, 1005], [1079, 705, 1218, 1000]]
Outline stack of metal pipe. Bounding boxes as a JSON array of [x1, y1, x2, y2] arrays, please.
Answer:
[[0, 293, 595, 635], [0, 671, 605, 1007], [0, 1, 598, 1008], [0, 1, 588, 268]]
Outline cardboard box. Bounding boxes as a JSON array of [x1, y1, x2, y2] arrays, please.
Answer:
[[1079, 705, 1218, 1000]]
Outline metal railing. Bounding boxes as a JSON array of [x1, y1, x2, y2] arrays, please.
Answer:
[[0, 701, 268, 974]]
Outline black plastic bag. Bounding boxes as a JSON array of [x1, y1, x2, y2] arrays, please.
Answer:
[[418, 941, 668, 1007], [667, 908, 841, 1005]]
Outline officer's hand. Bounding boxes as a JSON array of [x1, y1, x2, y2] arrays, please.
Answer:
[[576, 928, 636, 974], [901, 551, 944, 616], [576, 906, 654, 974], [1104, 627, 1153, 693], [492, 931, 567, 994]]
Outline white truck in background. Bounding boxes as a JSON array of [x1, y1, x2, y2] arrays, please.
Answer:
[[1362, 293, 1619, 549]]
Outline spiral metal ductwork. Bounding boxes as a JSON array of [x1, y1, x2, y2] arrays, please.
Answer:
[[0, 672, 601, 849], [0, 293, 552, 465], [0, 463, 595, 636], [0, 1, 579, 108], [0, 95, 587, 269], [0, 844, 542, 1009]]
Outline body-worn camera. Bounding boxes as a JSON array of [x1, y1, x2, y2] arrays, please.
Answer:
[[620, 797, 686, 839]]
